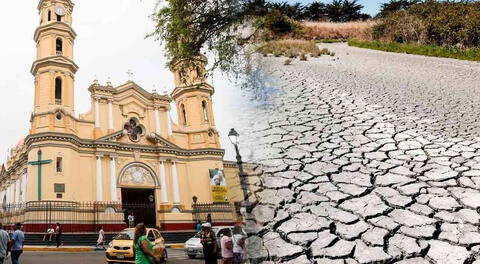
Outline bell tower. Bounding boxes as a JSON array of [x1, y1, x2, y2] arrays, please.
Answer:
[[170, 57, 220, 149], [31, 0, 78, 132]]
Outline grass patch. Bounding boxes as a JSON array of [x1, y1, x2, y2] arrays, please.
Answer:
[[315, 39, 348, 43], [348, 40, 480, 62], [258, 39, 320, 58], [303, 21, 376, 41]]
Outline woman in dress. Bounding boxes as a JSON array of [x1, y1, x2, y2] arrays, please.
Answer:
[[133, 223, 160, 264], [96, 226, 105, 248]]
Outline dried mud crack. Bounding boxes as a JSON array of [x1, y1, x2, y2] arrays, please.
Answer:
[[242, 44, 480, 264]]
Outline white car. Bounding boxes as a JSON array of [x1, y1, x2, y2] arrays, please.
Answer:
[[184, 226, 246, 259]]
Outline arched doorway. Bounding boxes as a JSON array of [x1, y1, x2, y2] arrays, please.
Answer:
[[118, 163, 158, 228]]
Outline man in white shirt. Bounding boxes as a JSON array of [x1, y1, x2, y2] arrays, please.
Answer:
[[231, 225, 245, 264], [0, 224, 9, 264]]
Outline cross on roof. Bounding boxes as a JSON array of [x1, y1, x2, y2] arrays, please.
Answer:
[[126, 69, 134, 81]]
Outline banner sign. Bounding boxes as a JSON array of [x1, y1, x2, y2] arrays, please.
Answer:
[[209, 169, 228, 203]]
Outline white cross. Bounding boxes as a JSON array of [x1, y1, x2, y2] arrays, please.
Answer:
[[126, 69, 134, 81]]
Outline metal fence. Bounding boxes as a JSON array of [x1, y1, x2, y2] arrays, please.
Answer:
[[192, 202, 239, 224], [0, 201, 131, 233]]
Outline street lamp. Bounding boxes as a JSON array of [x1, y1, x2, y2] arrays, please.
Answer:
[[228, 128, 249, 201]]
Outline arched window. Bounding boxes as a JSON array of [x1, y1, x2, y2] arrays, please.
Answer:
[[48, 10, 51, 21], [202, 101, 209, 122], [56, 38, 63, 54], [57, 14, 61, 22], [181, 104, 187, 126], [55, 77, 62, 104]]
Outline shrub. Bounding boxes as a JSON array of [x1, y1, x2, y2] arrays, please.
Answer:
[[284, 59, 292, 65], [300, 53, 308, 61], [373, 1, 480, 47], [257, 39, 321, 57], [303, 21, 376, 41]]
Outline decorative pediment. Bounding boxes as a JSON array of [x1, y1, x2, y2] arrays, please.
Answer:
[[97, 131, 179, 149], [120, 101, 145, 118], [96, 130, 125, 142], [146, 133, 180, 149]]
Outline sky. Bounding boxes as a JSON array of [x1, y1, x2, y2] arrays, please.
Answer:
[[0, 0, 250, 163], [282, 0, 385, 16]]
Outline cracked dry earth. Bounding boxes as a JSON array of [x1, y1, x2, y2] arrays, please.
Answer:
[[242, 44, 480, 264]]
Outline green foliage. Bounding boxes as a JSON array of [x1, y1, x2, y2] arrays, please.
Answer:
[[150, 0, 250, 72], [259, 9, 304, 37], [325, 0, 371, 22], [373, 1, 480, 47], [349, 39, 480, 61], [377, 0, 420, 18], [283, 59, 292, 65]]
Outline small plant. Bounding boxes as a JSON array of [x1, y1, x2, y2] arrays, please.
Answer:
[[273, 51, 283, 57], [300, 53, 307, 61], [284, 59, 292, 65], [329, 51, 336, 56], [320, 48, 330, 55]]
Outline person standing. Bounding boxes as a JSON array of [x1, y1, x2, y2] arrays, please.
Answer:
[[43, 225, 54, 242], [200, 223, 217, 264], [133, 223, 160, 264], [96, 226, 105, 248], [55, 223, 62, 248], [232, 225, 245, 264], [128, 212, 135, 228], [9, 223, 24, 264], [220, 229, 234, 264], [0, 224, 10, 264], [196, 221, 202, 233]]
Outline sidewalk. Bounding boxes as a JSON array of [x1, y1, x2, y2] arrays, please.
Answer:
[[24, 244, 184, 252]]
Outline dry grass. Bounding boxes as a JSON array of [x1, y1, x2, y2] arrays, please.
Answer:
[[258, 39, 322, 57], [303, 21, 376, 41]]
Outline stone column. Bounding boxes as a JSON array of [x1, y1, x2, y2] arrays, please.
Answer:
[[96, 155, 103, 201], [155, 108, 161, 135], [95, 98, 100, 128], [108, 100, 114, 130], [171, 161, 180, 203], [110, 156, 117, 201], [167, 112, 173, 136], [22, 174, 27, 203], [159, 159, 168, 203], [15, 180, 20, 203]]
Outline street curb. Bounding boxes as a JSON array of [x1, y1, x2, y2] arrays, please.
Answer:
[[24, 247, 95, 252], [24, 244, 185, 252]]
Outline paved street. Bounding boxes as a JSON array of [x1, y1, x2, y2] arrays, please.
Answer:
[[243, 44, 480, 263], [20, 249, 203, 264]]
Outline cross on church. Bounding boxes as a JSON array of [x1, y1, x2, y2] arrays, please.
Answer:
[[126, 69, 134, 81], [27, 150, 52, 201]]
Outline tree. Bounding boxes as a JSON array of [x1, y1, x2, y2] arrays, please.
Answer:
[[377, 0, 421, 18], [326, 0, 370, 22], [150, 0, 254, 72], [303, 1, 328, 21]]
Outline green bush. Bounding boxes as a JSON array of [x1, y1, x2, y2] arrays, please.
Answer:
[[373, 1, 480, 47], [349, 39, 480, 61]]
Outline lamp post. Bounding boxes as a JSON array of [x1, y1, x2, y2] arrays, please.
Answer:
[[228, 128, 249, 201]]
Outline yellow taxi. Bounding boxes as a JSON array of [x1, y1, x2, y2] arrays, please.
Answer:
[[106, 228, 167, 263]]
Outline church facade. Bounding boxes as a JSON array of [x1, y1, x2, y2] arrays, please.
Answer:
[[0, 0, 246, 231]]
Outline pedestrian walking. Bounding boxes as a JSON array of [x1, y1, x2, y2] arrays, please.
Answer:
[[55, 223, 62, 248], [232, 225, 245, 264], [0, 223, 10, 264], [128, 211, 135, 228], [96, 226, 105, 248], [43, 225, 54, 242], [220, 229, 234, 264], [133, 223, 160, 264], [200, 222, 217, 264], [196, 221, 202, 232], [206, 213, 212, 224], [9, 223, 24, 264]]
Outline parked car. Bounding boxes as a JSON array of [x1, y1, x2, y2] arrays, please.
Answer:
[[106, 228, 167, 263], [184, 225, 246, 259]]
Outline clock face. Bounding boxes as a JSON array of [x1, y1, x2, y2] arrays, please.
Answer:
[[55, 5, 66, 16]]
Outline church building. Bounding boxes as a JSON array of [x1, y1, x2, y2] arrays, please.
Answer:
[[0, 0, 246, 231]]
